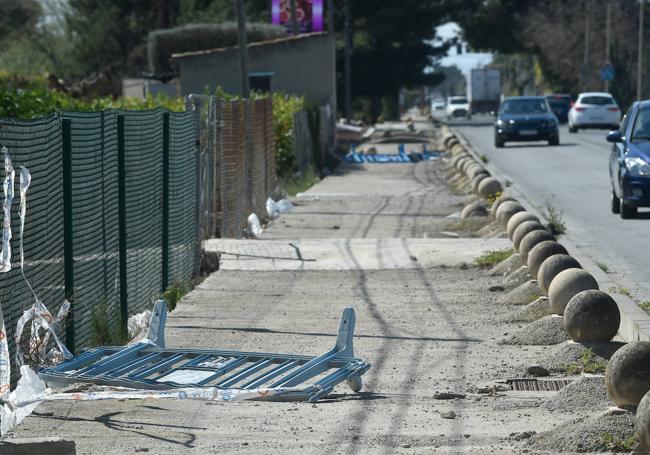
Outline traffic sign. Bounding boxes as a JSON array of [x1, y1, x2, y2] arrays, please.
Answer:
[[601, 63, 615, 82]]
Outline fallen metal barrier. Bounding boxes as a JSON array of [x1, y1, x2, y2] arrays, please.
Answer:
[[39, 302, 371, 402]]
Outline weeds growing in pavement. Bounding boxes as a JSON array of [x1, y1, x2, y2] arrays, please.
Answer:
[[596, 262, 610, 273], [600, 432, 638, 452], [90, 301, 128, 347], [162, 281, 189, 312], [542, 197, 566, 236], [505, 179, 512, 187], [639, 301, 650, 312], [475, 248, 514, 267], [609, 286, 632, 297], [479, 154, 489, 163], [281, 166, 320, 196], [563, 348, 607, 375], [486, 191, 502, 206]]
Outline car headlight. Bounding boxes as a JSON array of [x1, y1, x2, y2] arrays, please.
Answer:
[[544, 120, 556, 128], [625, 157, 650, 176], [496, 119, 504, 126]]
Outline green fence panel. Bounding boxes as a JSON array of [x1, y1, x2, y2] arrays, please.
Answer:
[[168, 110, 198, 285], [0, 113, 65, 374], [61, 110, 120, 348], [119, 109, 164, 315]]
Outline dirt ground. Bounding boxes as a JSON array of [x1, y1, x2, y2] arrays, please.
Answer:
[[6, 125, 637, 454]]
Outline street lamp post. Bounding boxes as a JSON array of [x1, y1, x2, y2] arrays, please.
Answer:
[[638, 0, 646, 100], [605, 0, 611, 92]]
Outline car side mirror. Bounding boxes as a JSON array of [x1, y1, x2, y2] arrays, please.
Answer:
[[606, 130, 623, 143]]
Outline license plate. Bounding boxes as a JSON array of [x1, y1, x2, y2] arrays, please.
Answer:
[[519, 129, 537, 136]]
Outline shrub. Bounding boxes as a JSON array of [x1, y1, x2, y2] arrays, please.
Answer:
[[272, 92, 305, 177]]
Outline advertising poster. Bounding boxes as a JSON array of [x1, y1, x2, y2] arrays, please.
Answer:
[[272, 0, 324, 33]]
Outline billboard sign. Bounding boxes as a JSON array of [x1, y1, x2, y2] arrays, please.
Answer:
[[272, 0, 324, 33]]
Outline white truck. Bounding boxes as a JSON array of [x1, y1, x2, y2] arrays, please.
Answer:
[[467, 68, 501, 114]]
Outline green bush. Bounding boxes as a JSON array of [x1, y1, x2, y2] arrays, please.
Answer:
[[0, 72, 185, 119], [272, 92, 305, 177]]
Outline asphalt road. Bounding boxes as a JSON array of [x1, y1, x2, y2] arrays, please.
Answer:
[[453, 115, 650, 304]]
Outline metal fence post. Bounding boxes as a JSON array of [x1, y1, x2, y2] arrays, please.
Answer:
[[62, 118, 75, 353], [117, 115, 128, 333], [161, 111, 170, 291]]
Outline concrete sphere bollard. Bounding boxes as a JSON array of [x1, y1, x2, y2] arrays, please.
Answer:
[[462, 160, 477, 176], [495, 201, 525, 225], [472, 173, 489, 193], [563, 290, 620, 342], [467, 164, 488, 180], [455, 157, 471, 171], [637, 390, 650, 452], [450, 154, 465, 169], [538, 254, 582, 295], [548, 268, 599, 315], [490, 194, 517, 216], [518, 229, 555, 263], [506, 211, 540, 240], [527, 240, 568, 278], [512, 221, 547, 251], [606, 341, 650, 408], [478, 177, 504, 200], [460, 200, 489, 219]]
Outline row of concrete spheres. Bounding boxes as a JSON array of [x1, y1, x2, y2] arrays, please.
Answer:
[[441, 127, 650, 452]]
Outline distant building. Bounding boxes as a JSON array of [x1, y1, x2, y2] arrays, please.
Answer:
[[171, 32, 336, 107], [122, 78, 179, 99]]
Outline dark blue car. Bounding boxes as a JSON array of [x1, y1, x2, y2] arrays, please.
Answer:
[[607, 100, 650, 218], [494, 96, 560, 148]]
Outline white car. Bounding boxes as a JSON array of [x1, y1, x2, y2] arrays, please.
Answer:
[[568, 92, 621, 132], [446, 96, 471, 119], [431, 99, 445, 111]]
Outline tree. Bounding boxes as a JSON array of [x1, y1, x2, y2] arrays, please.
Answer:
[[336, 0, 450, 121]]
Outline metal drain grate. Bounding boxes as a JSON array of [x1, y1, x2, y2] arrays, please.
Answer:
[[507, 378, 575, 392]]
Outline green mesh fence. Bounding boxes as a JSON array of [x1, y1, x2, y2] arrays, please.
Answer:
[[0, 113, 65, 377], [61, 110, 120, 348], [119, 109, 164, 315], [168, 110, 198, 285]]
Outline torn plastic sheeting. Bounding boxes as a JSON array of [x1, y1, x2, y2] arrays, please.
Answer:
[[0, 363, 295, 435], [14, 162, 72, 367], [247, 213, 263, 237], [265, 197, 294, 220]]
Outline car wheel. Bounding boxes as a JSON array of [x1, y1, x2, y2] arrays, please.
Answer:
[[548, 137, 559, 146], [495, 137, 505, 148], [569, 124, 578, 133], [611, 189, 620, 214], [620, 197, 637, 219]]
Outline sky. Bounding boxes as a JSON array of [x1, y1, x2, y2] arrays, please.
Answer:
[[433, 22, 493, 76]]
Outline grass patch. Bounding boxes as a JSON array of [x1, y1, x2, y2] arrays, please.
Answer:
[[475, 248, 514, 267], [162, 281, 189, 312], [601, 432, 638, 452], [639, 301, 650, 311], [543, 196, 566, 236], [505, 179, 513, 188], [563, 348, 607, 375], [90, 301, 128, 347], [596, 262, 610, 273], [479, 153, 489, 163], [281, 166, 320, 196]]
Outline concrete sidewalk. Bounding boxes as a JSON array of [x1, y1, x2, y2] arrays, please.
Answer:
[[8, 141, 587, 454]]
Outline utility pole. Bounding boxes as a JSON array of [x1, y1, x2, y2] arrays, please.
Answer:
[[235, 0, 250, 98], [605, 0, 611, 92], [582, 0, 591, 88], [638, 0, 645, 100], [344, 0, 352, 122], [290, 0, 298, 35]]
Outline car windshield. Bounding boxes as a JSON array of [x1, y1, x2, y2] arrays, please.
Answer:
[[500, 99, 548, 114], [580, 96, 615, 105], [450, 98, 467, 104], [631, 109, 650, 141]]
